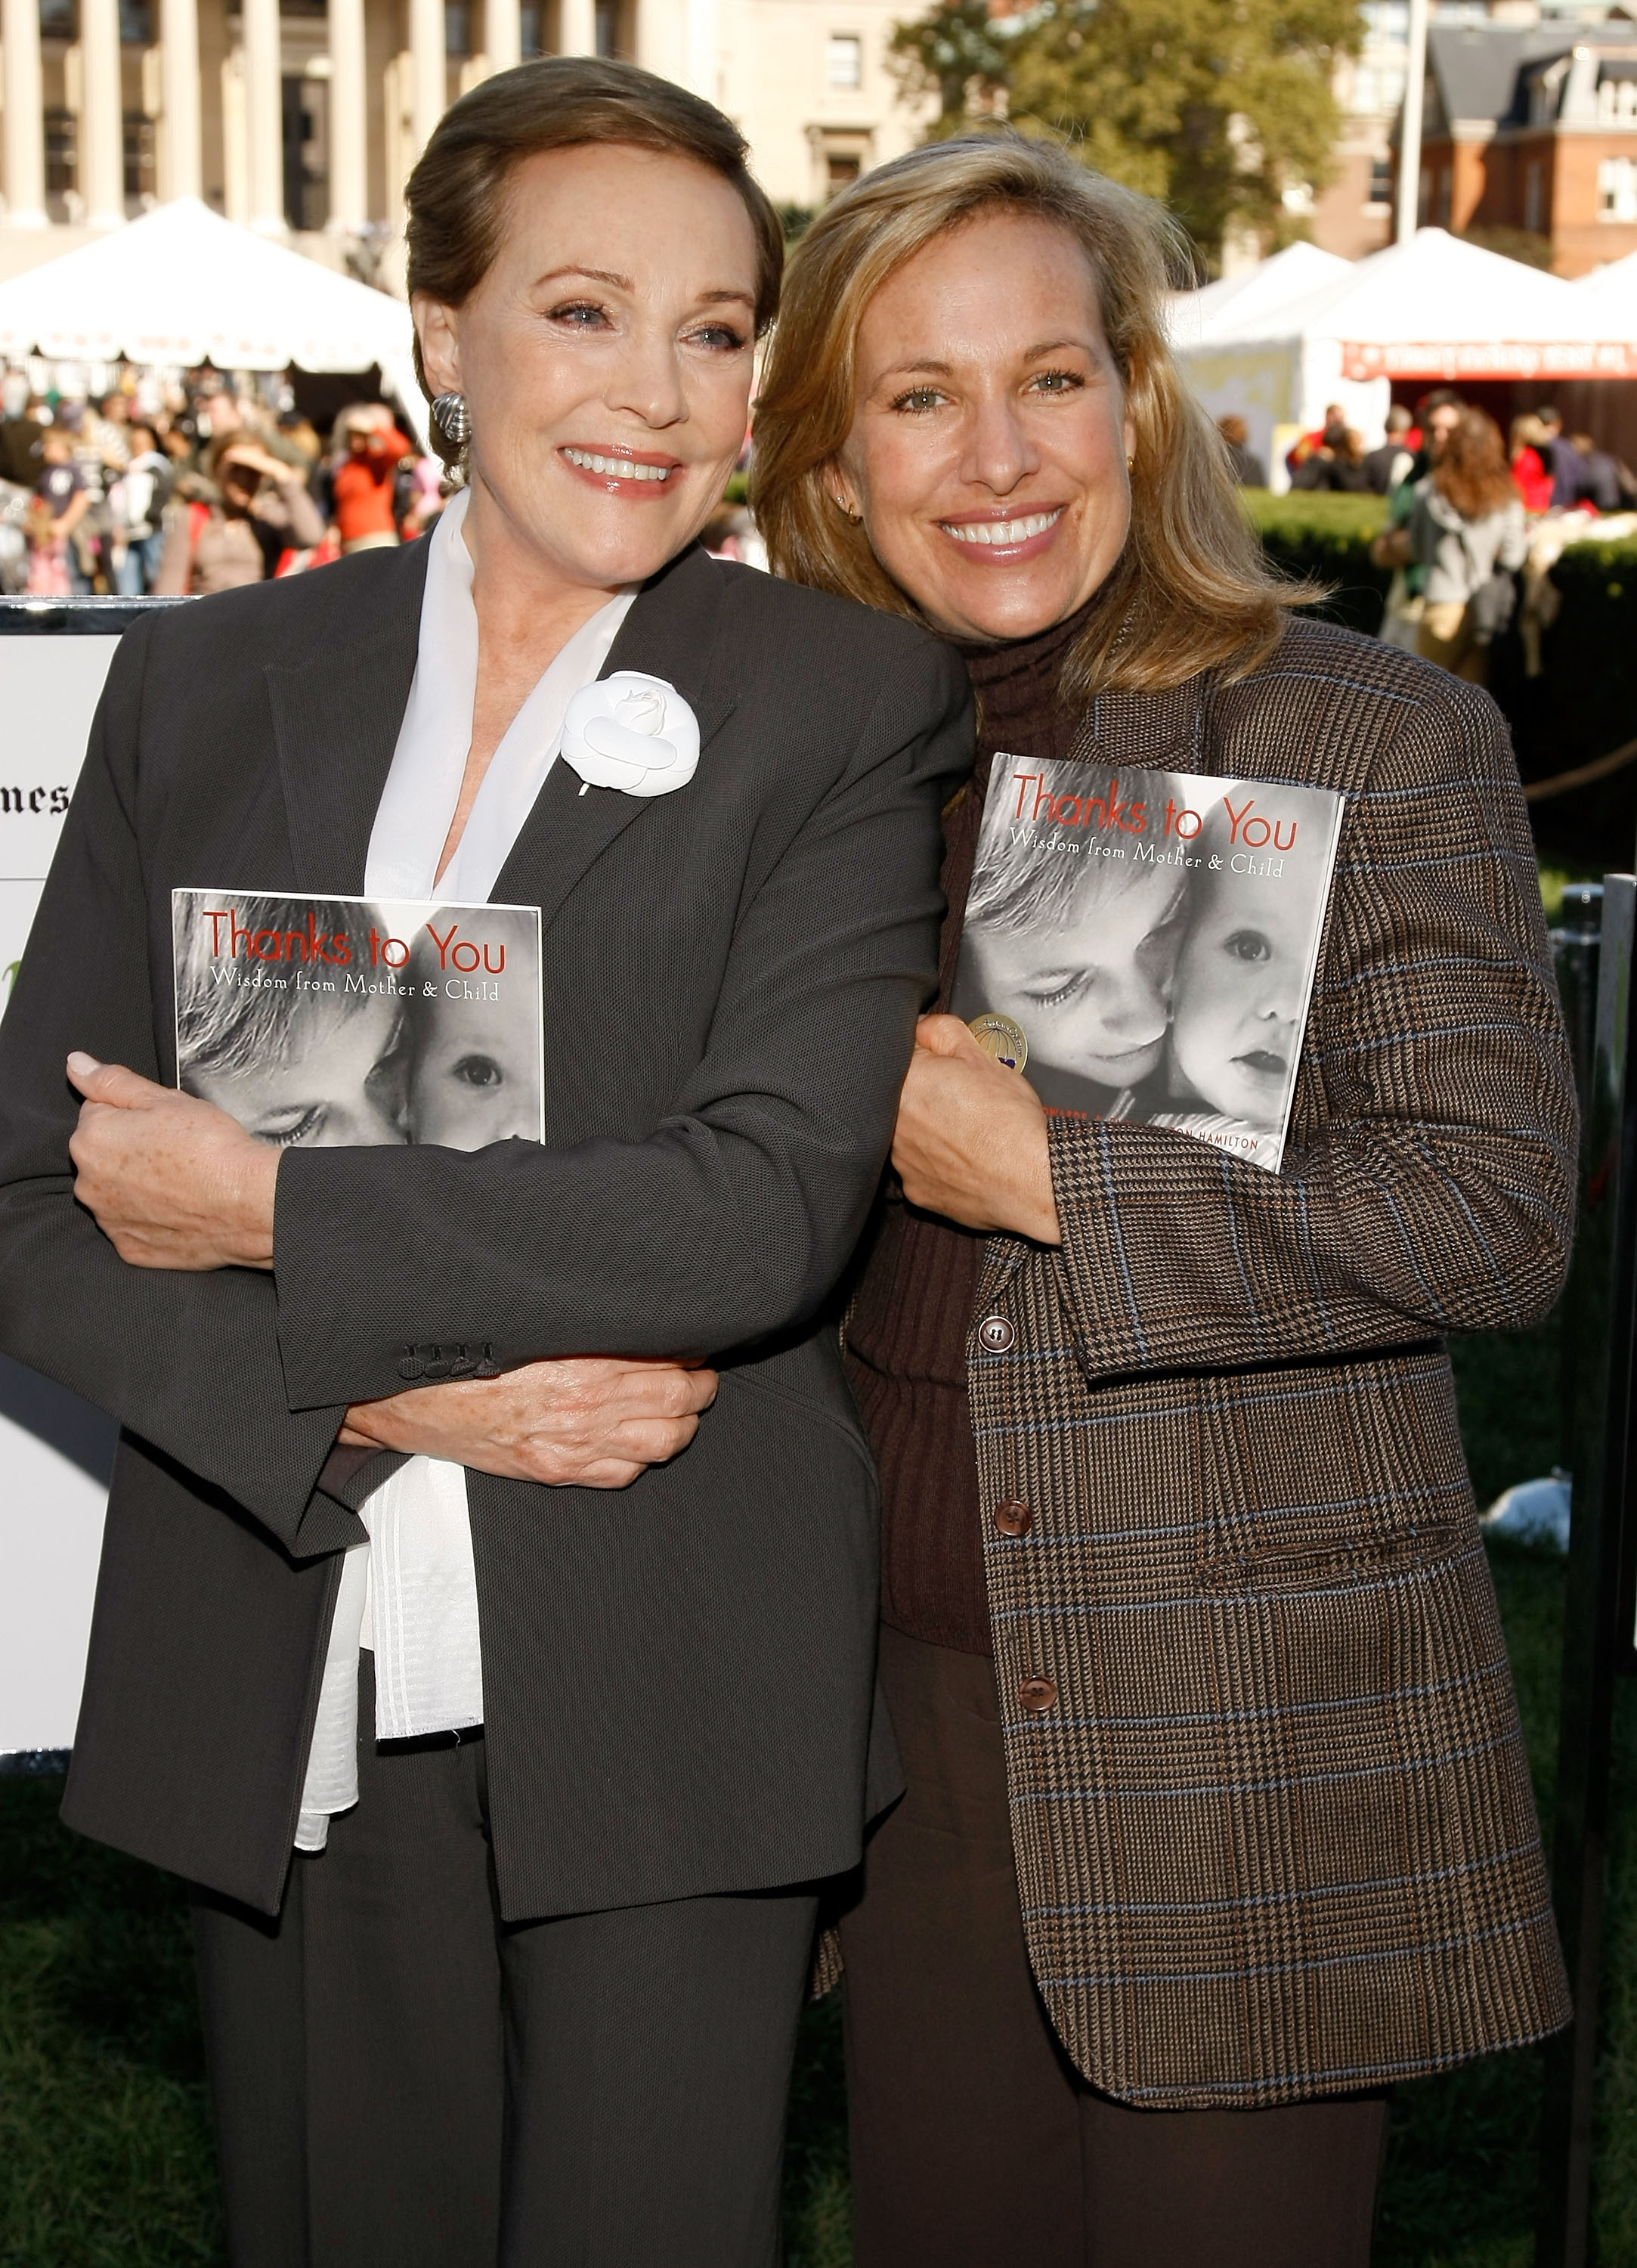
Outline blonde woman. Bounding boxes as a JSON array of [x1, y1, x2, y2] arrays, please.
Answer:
[[754, 134, 1574, 2267]]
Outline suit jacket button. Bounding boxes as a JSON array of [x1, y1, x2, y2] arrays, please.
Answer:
[[994, 1499, 1032, 1538], [1018, 1674, 1057, 1713], [978, 1313, 1015, 1353]]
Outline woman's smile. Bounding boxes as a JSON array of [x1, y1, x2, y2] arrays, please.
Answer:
[[936, 505, 1066, 562], [559, 442, 684, 494]]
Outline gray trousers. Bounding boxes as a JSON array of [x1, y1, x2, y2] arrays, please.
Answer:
[[190, 1657, 818, 2268]]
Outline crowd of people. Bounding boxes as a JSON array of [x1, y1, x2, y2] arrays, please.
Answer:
[[1212, 388, 1634, 686], [14, 361, 1612, 696], [0, 368, 438, 599], [1252, 394, 1637, 510]]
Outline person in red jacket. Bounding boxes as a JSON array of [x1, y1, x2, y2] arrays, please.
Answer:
[[330, 403, 412, 551], [1509, 413, 1555, 514]]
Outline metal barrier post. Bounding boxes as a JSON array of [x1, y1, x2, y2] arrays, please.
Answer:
[[1538, 876, 1637, 2268], [1553, 885, 1606, 1123]]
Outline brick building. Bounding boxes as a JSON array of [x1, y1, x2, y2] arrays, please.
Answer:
[[1415, 14, 1637, 274], [1308, 0, 1406, 264]]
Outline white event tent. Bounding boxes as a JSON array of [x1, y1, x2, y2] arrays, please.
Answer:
[[1174, 228, 1637, 490], [1167, 240, 1350, 355], [0, 197, 423, 438], [1574, 248, 1637, 312]]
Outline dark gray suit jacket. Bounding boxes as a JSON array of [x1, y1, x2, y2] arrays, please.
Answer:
[[0, 536, 971, 1918]]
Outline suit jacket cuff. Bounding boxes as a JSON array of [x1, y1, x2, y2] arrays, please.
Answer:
[[316, 1441, 408, 1511], [1047, 1113, 1279, 1381]]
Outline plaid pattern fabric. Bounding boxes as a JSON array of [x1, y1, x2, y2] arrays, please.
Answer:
[[964, 618, 1575, 2105]]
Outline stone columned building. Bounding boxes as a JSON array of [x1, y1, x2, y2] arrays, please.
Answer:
[[0, 0, 931, 278]]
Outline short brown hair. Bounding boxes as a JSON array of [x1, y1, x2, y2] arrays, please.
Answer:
[[752, 133, 1303, 695], [406, 57, 783, 471]]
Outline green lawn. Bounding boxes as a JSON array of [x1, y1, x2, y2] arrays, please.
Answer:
[[3, 1312, 1629, 2266]]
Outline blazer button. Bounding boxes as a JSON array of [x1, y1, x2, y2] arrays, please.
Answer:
[[1018, 1673, 1057, 1713], [993, 1499, 1032, 1538], [978, 1313, 1016, 1353]]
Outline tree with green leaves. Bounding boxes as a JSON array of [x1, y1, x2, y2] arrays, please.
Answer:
[[888, 0, 1361, 265], [888, 0, 1014, 127]]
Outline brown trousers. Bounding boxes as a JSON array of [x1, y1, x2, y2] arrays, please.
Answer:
[[839, 1625, 1389, 2268]]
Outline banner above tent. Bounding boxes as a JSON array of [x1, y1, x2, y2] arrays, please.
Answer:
[[1341, 339, 1637, 380]]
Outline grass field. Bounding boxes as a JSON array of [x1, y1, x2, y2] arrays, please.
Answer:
[[4, 1306, 1632, 2266]]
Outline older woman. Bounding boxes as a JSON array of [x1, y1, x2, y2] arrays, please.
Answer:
[[754, 135, 1574, 2267], [0, 60, 967, 2267]]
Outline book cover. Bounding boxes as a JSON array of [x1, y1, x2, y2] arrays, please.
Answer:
[[172, 889, 543, 1151], [948, 757, 1345, 1173]]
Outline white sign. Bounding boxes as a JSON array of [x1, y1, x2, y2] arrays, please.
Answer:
[[1, 634, 122, 1758], [0, 877, 45, 999], [0, 636, 119, 878]]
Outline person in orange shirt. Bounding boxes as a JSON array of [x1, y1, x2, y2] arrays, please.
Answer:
[[330, 404, 412, 552]]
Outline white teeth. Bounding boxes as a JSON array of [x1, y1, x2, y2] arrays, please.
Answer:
[[941, 510, 1061, 546], [564, 446, 672, 482]]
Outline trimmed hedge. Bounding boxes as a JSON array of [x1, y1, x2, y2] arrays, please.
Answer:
[[1499, 535, 1637, 865], [1243, 490, 1392, 639], [1242, 490, 1635, 866]]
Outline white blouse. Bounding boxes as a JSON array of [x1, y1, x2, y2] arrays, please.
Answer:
[[296, 488, 636, 1850]]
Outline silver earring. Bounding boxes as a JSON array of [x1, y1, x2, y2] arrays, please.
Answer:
[[432, 392, 470, 445]]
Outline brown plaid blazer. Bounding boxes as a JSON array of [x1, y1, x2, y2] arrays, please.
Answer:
[[963, 614, 1574, 2107]]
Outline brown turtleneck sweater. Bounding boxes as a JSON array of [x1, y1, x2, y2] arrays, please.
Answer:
[[843, 602, 1094, 1656]]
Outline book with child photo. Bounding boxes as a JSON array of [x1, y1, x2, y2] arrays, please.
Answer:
[[171, 888, 543, 1152], [949, 757, 1344, 1173]]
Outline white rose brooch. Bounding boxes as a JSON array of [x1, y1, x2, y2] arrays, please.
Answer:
[[559, 671, 701, 798]]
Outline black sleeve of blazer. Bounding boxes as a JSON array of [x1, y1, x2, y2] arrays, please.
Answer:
[[0, 621, 354, 1555], [1047, 664, 1579, 1382], [271, 638, 972, 1408]]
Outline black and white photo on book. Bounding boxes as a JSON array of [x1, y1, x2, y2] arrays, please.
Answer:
[[171, 889, 543, 1151], [949, 756, 1345, 1173]]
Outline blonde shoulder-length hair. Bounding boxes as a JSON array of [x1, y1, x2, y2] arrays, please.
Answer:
[[751, 134, 1301, 696]]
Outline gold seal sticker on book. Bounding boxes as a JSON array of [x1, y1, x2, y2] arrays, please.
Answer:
[[967, 1012, 1028, 1072]]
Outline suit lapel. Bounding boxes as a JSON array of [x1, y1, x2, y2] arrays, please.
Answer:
[[264, 538, 734, 919], [265, 542, 429, 894], [491, 544, 735, 934]]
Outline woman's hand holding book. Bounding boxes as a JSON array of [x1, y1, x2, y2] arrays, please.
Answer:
[[892, 1015, 1061, 1246], [65, 1053, 277, 1271]]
